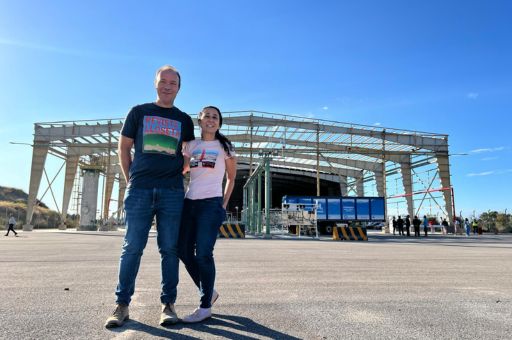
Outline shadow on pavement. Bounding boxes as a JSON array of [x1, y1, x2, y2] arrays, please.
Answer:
[[109, 313, 301, 339], [108, 319, 197, 339], [177, 313, 301, 340]]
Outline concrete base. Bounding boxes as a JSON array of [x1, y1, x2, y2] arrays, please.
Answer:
[[263, 234, 272, 239], [97, 224, 118, 232], [58, 224, 67, 230], [77, 225, 97, 231], [22, 224, 34, 231]]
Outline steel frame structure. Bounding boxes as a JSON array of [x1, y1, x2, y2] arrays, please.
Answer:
[[23, 111, 453, 230]]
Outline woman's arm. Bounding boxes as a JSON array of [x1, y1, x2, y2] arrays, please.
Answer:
[[222, 156, 237, 209]]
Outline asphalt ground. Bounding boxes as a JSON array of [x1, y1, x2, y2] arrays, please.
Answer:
[[1, 230, 511, 340]]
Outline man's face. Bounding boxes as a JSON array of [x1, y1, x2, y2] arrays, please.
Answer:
[[155, 70, 180, 105]]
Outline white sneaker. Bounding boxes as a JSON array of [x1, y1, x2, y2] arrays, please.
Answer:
[[182, 307, 212, 323], [211, 289, 219, 305]]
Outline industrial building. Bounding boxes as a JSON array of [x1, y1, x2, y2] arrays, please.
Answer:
[[23, 111, 453, 231]]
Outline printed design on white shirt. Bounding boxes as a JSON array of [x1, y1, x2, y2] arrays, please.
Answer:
[[190, 148, 219, 169]]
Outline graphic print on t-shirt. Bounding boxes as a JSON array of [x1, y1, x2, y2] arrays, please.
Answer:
[[190, 148, 218, 169], [142, 116, 182, 155]]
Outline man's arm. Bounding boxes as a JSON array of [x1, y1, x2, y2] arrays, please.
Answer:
[[118, 135, 134, 183], [222, 156, 237, 209]]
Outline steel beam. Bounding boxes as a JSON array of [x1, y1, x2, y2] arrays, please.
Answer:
[[60, 155, 79, 229]]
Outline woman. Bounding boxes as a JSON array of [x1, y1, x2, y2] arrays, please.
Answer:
[[179, 106, 237, 323]]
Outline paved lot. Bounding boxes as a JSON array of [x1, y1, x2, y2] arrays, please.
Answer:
[[1, 230, 511, 339]]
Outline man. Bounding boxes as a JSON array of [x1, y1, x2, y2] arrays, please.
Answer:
[[397, 215, 404, 236], [392, 216, 397, 235], [442, 218, 449, 234], [472, 219, 478, 235], [105, 65, 195, 328], [5, 215, 18, 236], [405, 215, 411, 237], [423, 215, 429, 237], [454, 219, 460, 234], [412, 216, 421, 237]]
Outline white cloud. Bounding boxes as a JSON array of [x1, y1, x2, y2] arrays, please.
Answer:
[[373, 122, 381, 126], [467, 171, 495, 177], [481, 156, 498, 161], [466, 92, 479, 99], [470, 146, 505, 153], [322, 106, 329, 110], [467, 169, 512, 177], [0, 37, 135, 60]]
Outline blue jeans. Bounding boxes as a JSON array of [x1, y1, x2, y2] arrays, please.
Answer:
[[115, 187, 184, 305], [178, 197, 225, 308]]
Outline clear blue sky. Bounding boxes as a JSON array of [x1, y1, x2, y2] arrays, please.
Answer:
[[0, 0, 511, 216]]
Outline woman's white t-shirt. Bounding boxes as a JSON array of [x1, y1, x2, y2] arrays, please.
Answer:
[[183, 139, 235, 200]]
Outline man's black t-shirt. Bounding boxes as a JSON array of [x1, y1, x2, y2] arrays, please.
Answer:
[[121, 103, 195, 189]]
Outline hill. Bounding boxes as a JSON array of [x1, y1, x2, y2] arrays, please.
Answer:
[[0, 185, 57, 228], [0, 186, 28, 202], [0, 185, 48, 208]]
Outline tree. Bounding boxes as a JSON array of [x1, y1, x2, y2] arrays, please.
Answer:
[[479, 211, 498, 233]]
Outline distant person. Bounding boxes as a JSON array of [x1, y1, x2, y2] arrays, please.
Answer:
[[392, 216, 397, 235], [5, 215, 18, 237], [472, 219, 478, 235], [405, 215, 411, 237], [442, 218, 449, 234], [105, 65, 195, 328], [454, 219, 460, 234], [179, 106, 237, 323], [477, 220, 483, 235], [412, 216, 421, 237], [397, 216, 404, 236], [423, 215, 429, 237], [464, 218, 471, 236]]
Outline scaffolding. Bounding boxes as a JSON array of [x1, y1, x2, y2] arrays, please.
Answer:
[[281, 203, 318, 238]]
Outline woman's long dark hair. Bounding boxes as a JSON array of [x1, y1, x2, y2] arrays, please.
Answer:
[[200, 106, 234, 156]]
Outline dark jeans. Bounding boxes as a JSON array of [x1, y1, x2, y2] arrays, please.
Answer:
[[6, 224, 17, 235], [178, 197, 225, 308], [115, 187, 184, 305]]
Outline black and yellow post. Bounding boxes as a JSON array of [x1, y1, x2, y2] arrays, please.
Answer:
[[218, 223, 245, 238], [332, 226, 367, 241]]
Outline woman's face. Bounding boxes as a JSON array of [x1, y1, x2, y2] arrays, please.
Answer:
[[199, 107, 221, 134]]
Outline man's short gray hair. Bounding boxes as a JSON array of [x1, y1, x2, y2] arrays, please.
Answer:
[[154, 65, 181, 88]]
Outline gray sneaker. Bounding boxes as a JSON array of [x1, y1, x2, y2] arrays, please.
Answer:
[[160, 303, 179, 326], [105, 304, 129, 328]]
